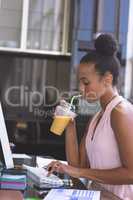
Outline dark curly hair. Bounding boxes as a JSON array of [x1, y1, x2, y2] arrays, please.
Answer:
[[80, 34, 121, 86]]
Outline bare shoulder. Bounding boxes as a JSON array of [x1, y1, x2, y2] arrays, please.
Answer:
[[111, 99, 133, 117], [111, 99, 133, 132], [111, 99, 133, 169]]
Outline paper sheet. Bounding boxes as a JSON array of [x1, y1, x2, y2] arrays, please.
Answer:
[[44, 189, 100, 200], [12, 153, 31, 159], [36, 157, 67, 168]]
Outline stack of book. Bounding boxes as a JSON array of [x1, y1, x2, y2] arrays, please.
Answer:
[[0, 174, 27, 190]]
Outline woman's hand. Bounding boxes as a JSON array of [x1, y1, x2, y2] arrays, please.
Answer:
[[46, 160, 80, 178]]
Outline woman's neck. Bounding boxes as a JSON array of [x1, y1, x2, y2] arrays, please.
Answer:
[[100, 87, 118, 110]]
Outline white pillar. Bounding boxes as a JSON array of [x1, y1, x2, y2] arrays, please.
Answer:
[[124, 0, 133, 98], [20, 0, 29, 49]]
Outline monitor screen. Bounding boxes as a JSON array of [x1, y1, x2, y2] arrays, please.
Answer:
[[0, 102, 14, 169]]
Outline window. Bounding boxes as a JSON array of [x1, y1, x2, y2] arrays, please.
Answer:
[[0, 0, 71, 55], [0, 0, 23, 48]]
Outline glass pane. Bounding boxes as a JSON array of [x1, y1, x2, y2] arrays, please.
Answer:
[[0, 55, 70, 120], [27, 0, 65, 51], [0, 0, 23, 48]]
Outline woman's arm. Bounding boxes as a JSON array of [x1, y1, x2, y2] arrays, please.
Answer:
[[65, 120, 79, 167], [79, 130, 89, 168], [71, 166, 133, 185], [65, 120, 89, 168]]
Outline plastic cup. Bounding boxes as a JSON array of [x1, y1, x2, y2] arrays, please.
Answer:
[[50, 100, 76, 135], [50, 116, 71, 135]]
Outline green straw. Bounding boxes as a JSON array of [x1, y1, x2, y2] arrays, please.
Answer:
[[70, 94, 82, 109]]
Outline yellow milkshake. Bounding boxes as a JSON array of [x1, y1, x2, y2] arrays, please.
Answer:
[[50, 116, 71, 135]]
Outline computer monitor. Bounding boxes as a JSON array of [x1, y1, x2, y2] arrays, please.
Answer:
[[0, 102, 14, 169]]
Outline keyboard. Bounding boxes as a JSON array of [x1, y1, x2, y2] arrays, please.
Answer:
[[23, 164, 64, 188]]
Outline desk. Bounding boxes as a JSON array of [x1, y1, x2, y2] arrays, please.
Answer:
[[23, 178, 121, 200], [72, 178, 121, 200], [0, 156, 122, 200], [0, 178, 122, 200], [90, 182, 122, 200]]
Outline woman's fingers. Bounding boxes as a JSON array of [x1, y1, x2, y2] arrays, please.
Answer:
[[46, 161, 62, 176], [44, 161, 79, 178], [47, 161, 56, 171]]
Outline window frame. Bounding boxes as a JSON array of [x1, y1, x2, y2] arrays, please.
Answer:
[[0, 0, 71, 56]]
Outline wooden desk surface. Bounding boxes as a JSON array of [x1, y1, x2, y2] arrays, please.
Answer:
[[0, 190, 23, 200]]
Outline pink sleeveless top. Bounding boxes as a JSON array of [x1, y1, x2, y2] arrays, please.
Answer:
[[86, 95, 133, 200]]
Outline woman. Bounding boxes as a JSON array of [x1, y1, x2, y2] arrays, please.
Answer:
[[47, 34, 133, 199]]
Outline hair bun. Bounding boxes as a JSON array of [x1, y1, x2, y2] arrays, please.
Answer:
[[94, 34, 118, 56]]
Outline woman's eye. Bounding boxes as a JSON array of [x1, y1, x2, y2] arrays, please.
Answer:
[[84, 81, 90, 85], [79, 79, 90, 86]]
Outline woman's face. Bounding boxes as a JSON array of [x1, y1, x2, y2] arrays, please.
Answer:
[[78, 63, 109, 102]]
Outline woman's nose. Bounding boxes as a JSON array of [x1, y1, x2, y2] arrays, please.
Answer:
[[79, 85, 85, 96]]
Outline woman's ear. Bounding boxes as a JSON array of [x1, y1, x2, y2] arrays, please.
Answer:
[[103, 72, 113, 86]]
